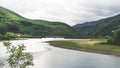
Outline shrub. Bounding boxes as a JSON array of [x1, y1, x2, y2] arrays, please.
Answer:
[[3, 41, 34, 68], [107, 29, 120, 45]]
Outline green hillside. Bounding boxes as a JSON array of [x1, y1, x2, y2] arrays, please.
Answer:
[[73, 14, 120, 38], [0, 6, 79, 38]]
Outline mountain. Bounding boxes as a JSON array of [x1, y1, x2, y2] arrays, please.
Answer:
[[73, 14, 120, 38], [0, 6, 79, 38]]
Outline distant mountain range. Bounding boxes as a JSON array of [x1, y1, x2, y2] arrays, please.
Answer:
[[73, 14, 120, 38], [0, 6, 79, 38]]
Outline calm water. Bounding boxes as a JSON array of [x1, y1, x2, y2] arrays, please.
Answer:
[[0, 38, 120, 68]]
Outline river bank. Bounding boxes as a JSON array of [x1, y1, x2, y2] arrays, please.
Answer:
[[49, 39, 120, 56]]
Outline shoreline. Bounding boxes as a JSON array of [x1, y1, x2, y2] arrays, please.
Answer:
[[49, 41, 120, 56], [0, 38, 28, 42]]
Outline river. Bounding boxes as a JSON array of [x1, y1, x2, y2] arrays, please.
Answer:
[[0, 38, 120, 68]]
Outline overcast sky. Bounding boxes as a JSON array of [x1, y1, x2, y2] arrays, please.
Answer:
[[0, 0, 120, 26]]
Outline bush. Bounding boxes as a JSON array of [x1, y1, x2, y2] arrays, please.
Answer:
[[5, 32, 17, 38], [3, 41, 34, 68], [107, 29, 120, 45], [0, 32, 18, 40]]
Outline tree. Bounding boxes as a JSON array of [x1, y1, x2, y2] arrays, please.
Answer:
[[5, 32, 17, 38], [3, 41, 34, 68], [107, 29, 120, 45]]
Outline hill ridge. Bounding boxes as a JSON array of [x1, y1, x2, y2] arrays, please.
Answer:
[[0, 6, 79, 38], [73, 14, 120, 38]]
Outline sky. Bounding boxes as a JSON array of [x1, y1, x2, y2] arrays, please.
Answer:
[[0, 0, 120, 26]]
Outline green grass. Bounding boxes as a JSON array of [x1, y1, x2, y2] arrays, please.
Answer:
[[50, 39, 120, 55]]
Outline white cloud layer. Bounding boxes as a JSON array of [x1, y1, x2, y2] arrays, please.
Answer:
[[0, 0, 120, 26]]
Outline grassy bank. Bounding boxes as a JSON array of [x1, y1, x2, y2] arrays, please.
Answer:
[[49, 39, 120, 56]]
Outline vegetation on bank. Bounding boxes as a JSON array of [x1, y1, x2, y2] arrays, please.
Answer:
[[0, 32, 16, 40], [108, 29, 120, 45], [0, 32, 32, 40], [50, 39, 120, 55]]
